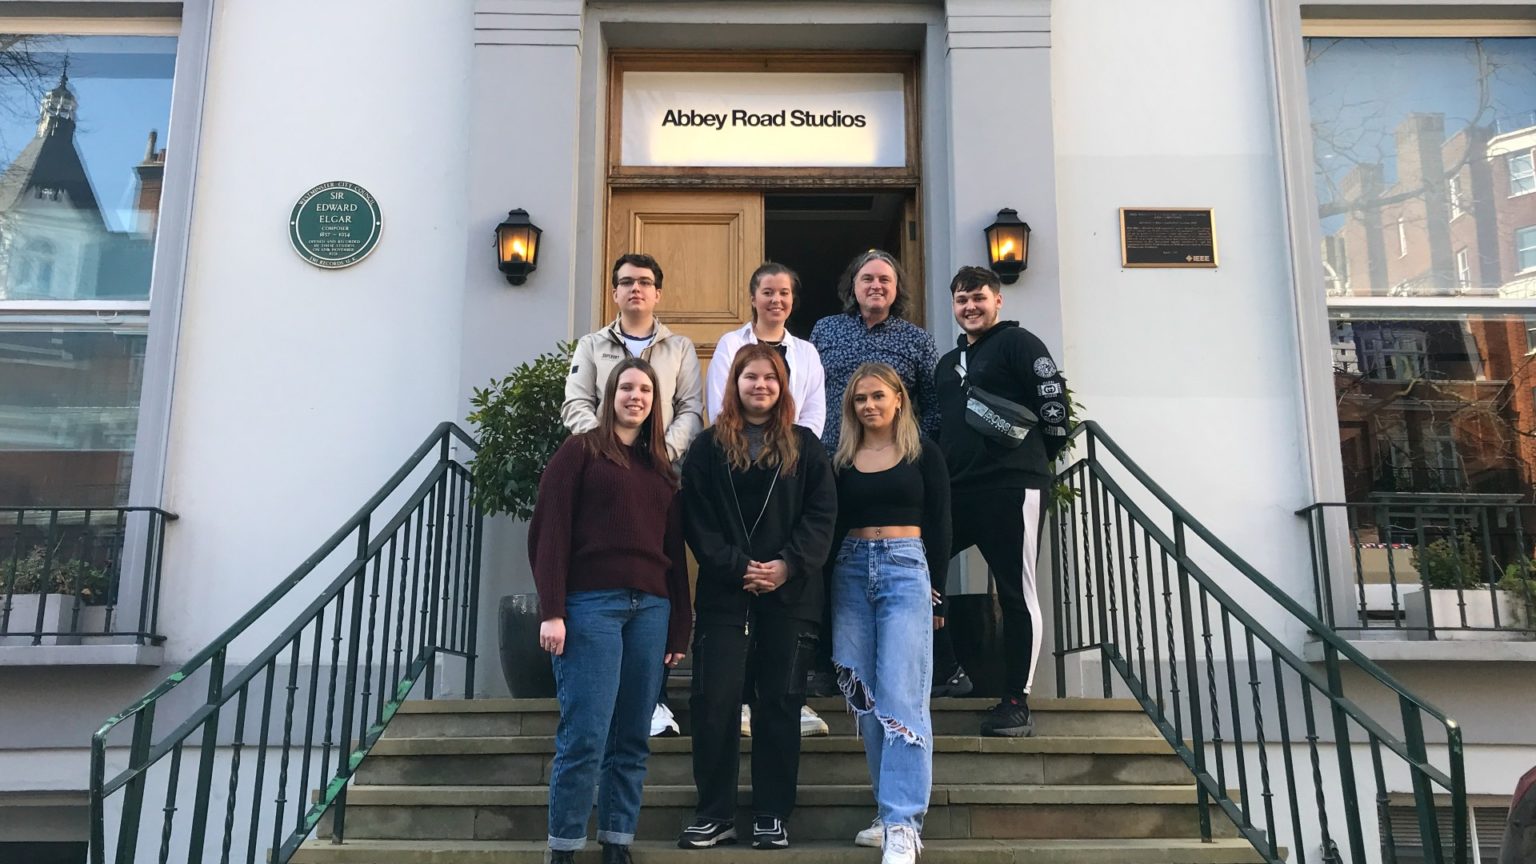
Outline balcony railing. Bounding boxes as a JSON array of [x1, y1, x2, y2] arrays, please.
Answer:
[[0, 506, 177, 647], [1298, 501, 1536, 639]]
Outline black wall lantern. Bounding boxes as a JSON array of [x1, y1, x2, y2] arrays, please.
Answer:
[[495, 209, 542, 285], [984, 208, 1031, 285]]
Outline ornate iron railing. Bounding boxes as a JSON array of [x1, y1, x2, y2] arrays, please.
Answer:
[[89, 423, 482, 864], [1299, 500, 1536, 639], [1052, 422, 1468, 864], [0, 506, 176, 646]]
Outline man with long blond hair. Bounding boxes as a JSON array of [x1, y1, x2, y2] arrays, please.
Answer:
[[677, 344, 837, 852]]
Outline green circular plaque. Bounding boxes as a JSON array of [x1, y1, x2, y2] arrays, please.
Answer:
[[289, 181, 382, 269]]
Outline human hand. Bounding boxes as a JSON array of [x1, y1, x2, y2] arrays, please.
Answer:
[[665, 652, 685, 667], [933, 615, 946, 630], [539, 618, 566, 656], [745, 559, 788, 593]]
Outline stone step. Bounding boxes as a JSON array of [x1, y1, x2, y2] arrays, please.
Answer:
[[355, 736, 1191, 788], [386, 697, 1157, 740], [293, 837, 1266, 864], [320, 783, 1233, 842]]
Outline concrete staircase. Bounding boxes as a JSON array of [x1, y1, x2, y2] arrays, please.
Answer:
[[294, 696, 1258, 863]]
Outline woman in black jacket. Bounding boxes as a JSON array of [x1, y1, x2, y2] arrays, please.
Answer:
[[677, 343, 837, 852]]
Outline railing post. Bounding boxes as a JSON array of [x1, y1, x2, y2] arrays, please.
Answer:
[[1050, 477, 1068, 699], [1087, 440, 1113, 697], [1325, 642, 1367, 864], [1174, 518, 1212, 842], [331, 515, 371, 845], [425, 472, 449, 698], [184, 649, 225, 864], [114, 703, 157, 864], [464, 501, 483, 700]]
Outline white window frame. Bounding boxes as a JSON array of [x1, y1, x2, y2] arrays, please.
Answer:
[[1456, 247, 1471, 290], [1271, 4, 1536, 628], [1510, 152, 1536, 197], [1448, 174, 1465, 219], [1519, 227, 1536, 273], [0, 3, 216, 512]]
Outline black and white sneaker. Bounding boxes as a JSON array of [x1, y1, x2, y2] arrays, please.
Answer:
[[980, 694, 1034, 737], [752, 815, 789, 850], [678, 819, 737, 849]]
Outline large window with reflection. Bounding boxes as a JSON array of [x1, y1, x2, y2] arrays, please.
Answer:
[[1308, 35, 1536, 502], [0, 32, 177, 506]]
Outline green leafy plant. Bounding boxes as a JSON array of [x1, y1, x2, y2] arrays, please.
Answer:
[[1411, 532, 1486, 590], [4, 546, 112, 604], [1049, 383, 1086, 512], [467, 341, 574, 520]]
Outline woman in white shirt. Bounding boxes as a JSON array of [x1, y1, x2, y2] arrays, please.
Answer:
[[707, 263, 828, 437]]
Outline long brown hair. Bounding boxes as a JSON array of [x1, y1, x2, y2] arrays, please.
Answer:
[[715, 343, 800, 475], [834, 362, 922, 470], [582, 356, 676, 486]]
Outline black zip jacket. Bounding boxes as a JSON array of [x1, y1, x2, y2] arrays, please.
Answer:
[[681, 425, 839, 624], [935, 321, 1069, 491]]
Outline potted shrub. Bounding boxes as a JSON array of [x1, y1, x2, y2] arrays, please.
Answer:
[[467, 341, 572, 697], [1403, 533, 1534, 640], [1, 546, 112, 646]]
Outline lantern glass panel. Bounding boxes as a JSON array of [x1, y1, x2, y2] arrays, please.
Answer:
[[499, 226, 538, 266]]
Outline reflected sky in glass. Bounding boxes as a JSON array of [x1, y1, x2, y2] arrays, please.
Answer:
[[0, 35, 175, 234]]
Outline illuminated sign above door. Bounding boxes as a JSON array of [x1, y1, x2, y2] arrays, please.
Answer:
[[619, 71, 907, 168]]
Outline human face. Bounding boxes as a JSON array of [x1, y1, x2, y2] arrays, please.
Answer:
[[851, 375, 900, 433], [612, 368, 655, 430], [953, 284, 1003, 342], [854, 258, 898, 322], [752, 273, 794, 329], [612, 263, 661, 321], [736, 358, 782, 421]]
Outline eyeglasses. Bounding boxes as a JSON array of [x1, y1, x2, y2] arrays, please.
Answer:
[[616, 277, 657, 289]]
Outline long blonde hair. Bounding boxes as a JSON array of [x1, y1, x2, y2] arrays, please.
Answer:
[[834, 362, 922, 470]]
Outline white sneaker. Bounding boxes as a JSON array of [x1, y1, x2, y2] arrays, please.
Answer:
[[800, 705, 829, 737], [882, 824, 919, 864], [650, 703, 679, 738], [740, 704, 752, 737], [854, 818, 883, 848]]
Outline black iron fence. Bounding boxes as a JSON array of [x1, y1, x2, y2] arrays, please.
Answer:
[[1053, 422, 1469, 864], [1298, 501, 1536, 639], [89, 423, 482, 864], [0, 506, 176, 646]]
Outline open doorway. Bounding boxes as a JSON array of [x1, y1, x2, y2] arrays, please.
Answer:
[[764, 191, 911, 339]]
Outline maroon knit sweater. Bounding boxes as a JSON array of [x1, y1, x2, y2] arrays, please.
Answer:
[[527, 435, 691, 653]]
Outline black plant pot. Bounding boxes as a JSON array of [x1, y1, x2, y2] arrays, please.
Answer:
[[499, 594, 556, 698], [945, 591, 1007, 699]]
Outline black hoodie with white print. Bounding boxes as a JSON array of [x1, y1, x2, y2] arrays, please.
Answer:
[[935, 321, 1069, 492]]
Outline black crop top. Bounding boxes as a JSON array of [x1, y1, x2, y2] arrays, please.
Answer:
[[834, 439, 953, 606]]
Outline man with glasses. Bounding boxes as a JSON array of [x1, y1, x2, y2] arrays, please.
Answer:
[[563, 252, 706, 738]]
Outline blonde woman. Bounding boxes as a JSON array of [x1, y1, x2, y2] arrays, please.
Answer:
[[829, 362, 951, 864]]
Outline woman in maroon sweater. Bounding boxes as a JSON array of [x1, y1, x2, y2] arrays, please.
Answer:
[[528, 357, 691, 864]]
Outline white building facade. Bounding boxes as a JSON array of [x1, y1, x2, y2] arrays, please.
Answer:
[[0, 1, 1532, 862]]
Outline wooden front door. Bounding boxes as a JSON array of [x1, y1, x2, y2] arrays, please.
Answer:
[[605, 190, 763, 362]]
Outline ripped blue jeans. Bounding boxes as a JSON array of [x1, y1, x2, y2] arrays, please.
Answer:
[[831, 537, 933, 834]]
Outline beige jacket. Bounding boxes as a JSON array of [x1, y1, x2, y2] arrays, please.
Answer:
[[561, 317, 705, 462]]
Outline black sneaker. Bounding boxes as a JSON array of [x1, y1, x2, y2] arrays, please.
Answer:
[[545, 851, 576, 864], [601, 843, 634, 864], [980, 695, 1034, 737], [931, 665, 974, 698], [805, 670, 839, 697], [678, 819, 737, 849], [753, 815, 790, 850]]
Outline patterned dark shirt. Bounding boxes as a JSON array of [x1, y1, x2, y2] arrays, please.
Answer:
[[809, 310, 940, 454]]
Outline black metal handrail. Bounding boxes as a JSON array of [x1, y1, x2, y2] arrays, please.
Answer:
[[1298, 500, 1536, 638], [1052, 421, 1467, 864], [0, 506, 176, 646], [88, 422, 483, 864]]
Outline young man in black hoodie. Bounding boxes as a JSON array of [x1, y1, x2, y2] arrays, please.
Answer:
[[935, 266, 1069, 737]]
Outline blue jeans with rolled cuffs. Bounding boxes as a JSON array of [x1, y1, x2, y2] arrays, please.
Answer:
[[831, 537, 934, 834], [546, 589, 669, 851]]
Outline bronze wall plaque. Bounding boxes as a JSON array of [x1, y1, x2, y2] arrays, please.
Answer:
[[1119, 207, 1218, 268]]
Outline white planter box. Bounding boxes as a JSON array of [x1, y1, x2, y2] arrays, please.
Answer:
[[1403, 589, 1534, 641], [0, 594, 110, 646]]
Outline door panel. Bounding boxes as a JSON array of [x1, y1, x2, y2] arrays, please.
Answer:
[[606, 190, 764, 361]]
